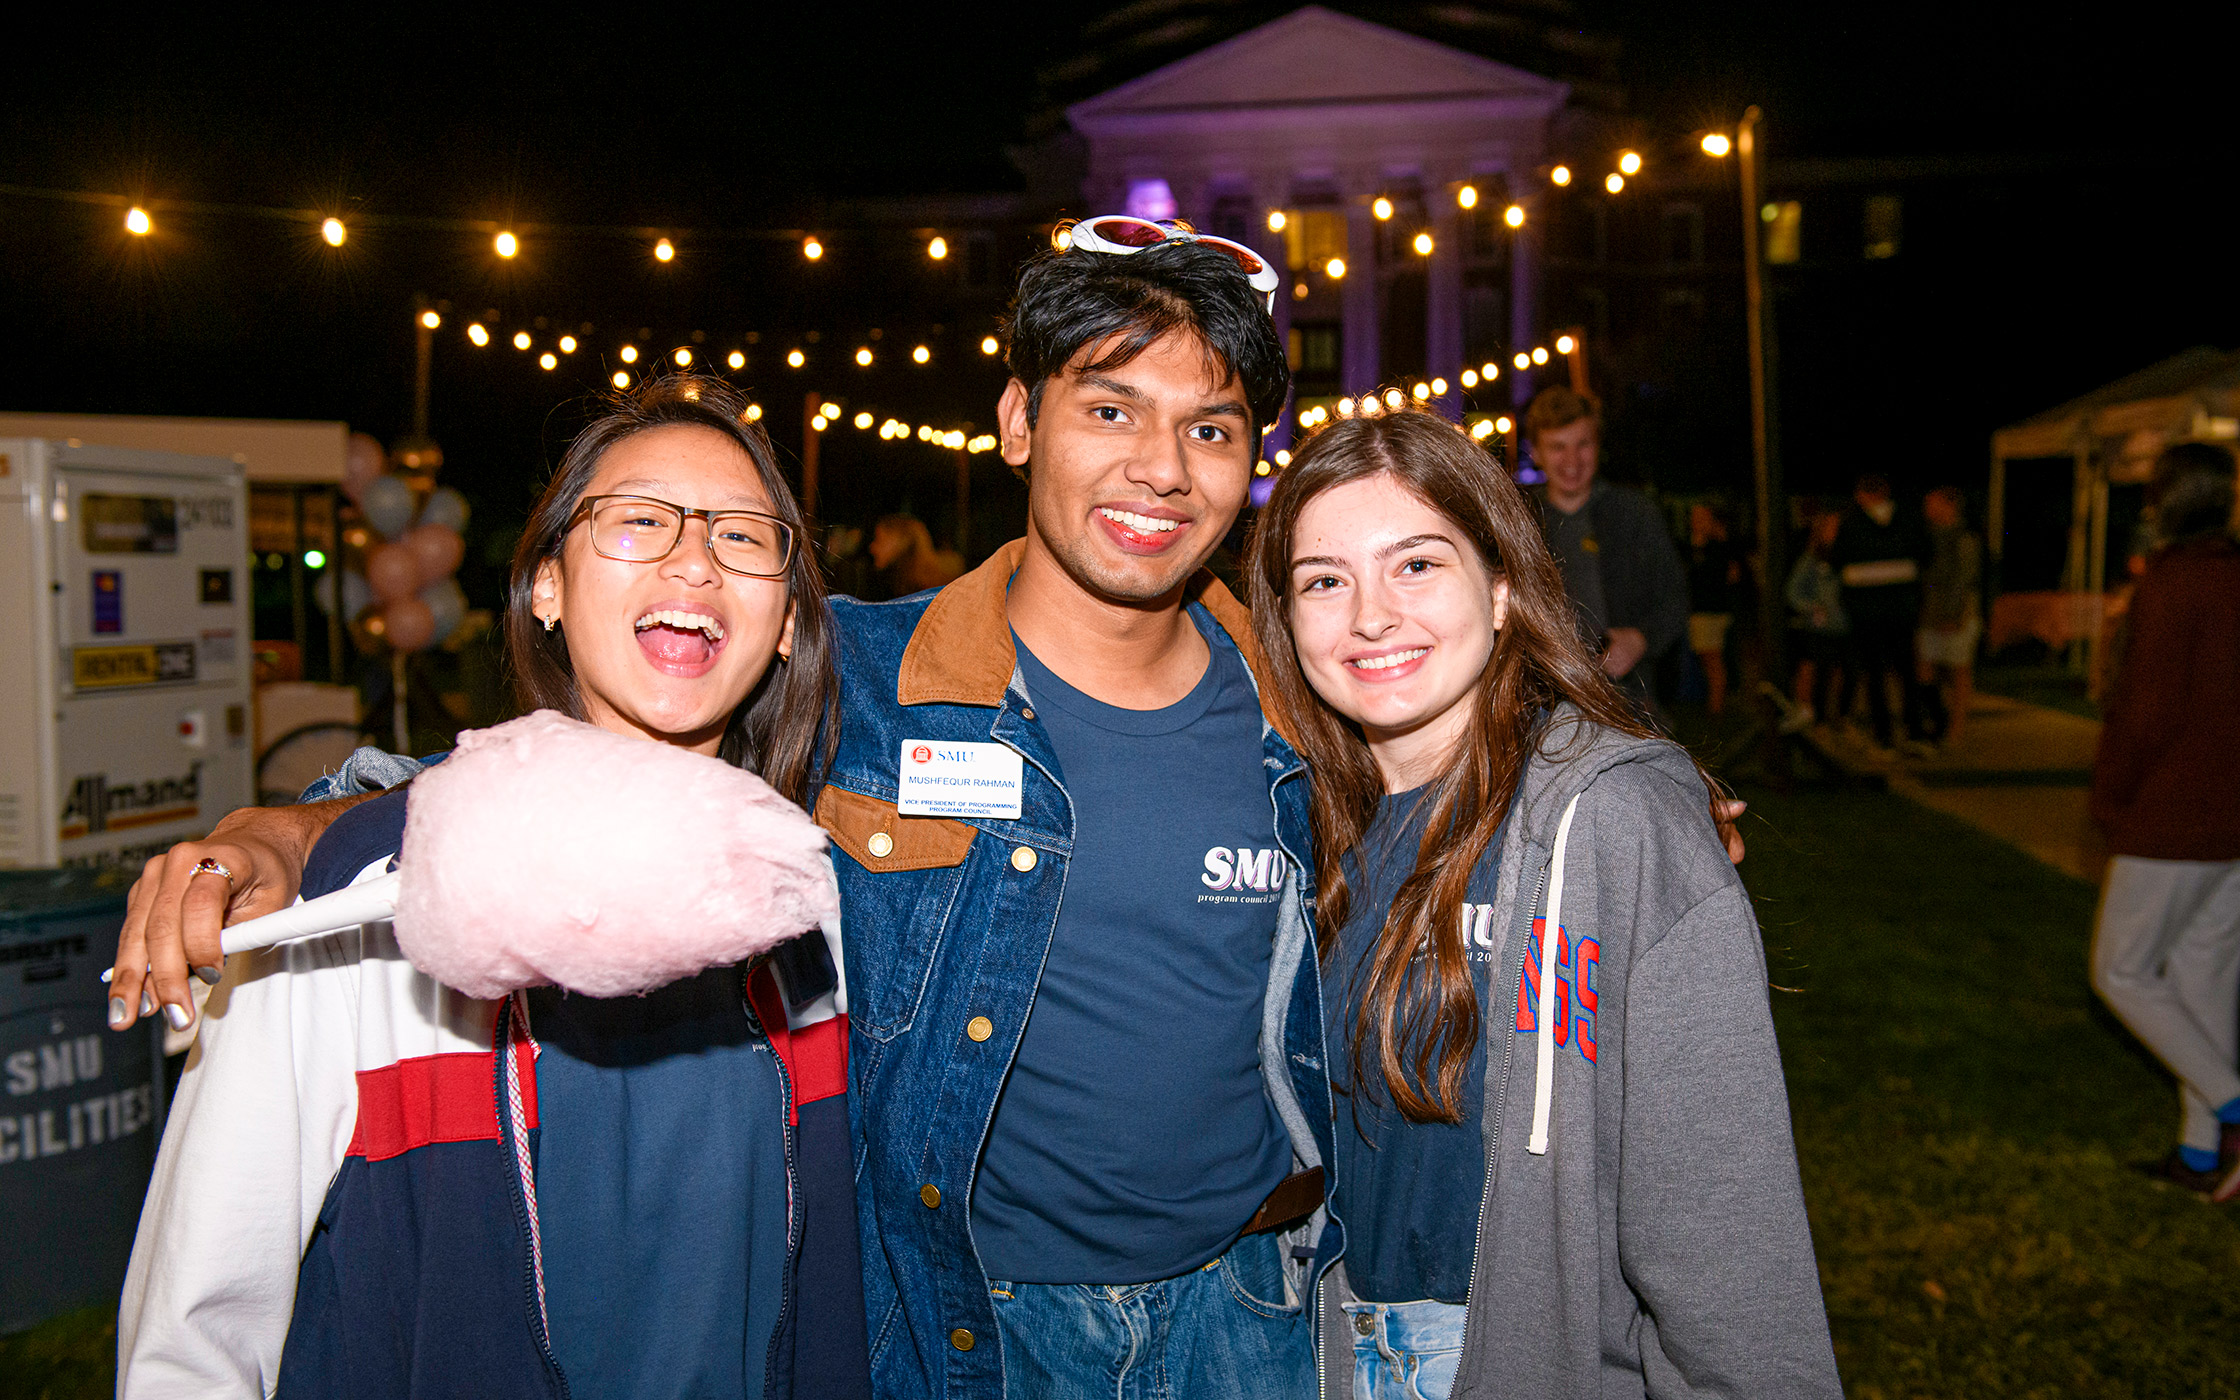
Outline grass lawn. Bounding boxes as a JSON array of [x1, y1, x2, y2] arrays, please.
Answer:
[[8, 781, 2235, 1398], [1740, 781, 2240, 1398]]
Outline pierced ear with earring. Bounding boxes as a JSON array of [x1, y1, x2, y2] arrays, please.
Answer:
[[541, 614, 557, 633]]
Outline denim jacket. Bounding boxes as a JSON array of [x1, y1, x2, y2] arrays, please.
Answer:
[[815, 540, 1341, 1399]]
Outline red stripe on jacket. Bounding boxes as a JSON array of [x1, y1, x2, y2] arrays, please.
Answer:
[[747, 967, 849, 1125], [348, 1042, 539, 1162]]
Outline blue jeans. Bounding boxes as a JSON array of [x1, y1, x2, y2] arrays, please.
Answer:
[[987, 1232, 1312, 1400], [1343, 1299, 1466, 1400]]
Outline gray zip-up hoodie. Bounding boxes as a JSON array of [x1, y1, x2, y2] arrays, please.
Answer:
[[1320, 712, 1841, 1398]]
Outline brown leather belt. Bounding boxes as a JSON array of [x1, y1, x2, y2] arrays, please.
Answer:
[[1241, 1166, 1324, 1236]]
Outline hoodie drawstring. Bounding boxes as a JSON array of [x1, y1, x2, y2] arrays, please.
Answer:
[[1528, 794, 1582, 1156]]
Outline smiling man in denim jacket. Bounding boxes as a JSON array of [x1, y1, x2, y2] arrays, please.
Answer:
[[815, 236, 1338, 1398], [115, 231, 1341, 1400]]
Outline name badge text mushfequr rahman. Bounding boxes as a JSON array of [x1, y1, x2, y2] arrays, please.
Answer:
[[896, 740, 1024, 819]]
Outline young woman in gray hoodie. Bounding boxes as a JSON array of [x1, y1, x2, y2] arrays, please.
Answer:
[[1246, 411, 1841, 1399]]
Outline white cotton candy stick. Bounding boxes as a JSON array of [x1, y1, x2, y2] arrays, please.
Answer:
[[219, 870, 404, 954]]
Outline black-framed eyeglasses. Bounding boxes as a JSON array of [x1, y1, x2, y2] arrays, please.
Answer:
[[567, 494, 796, 579]]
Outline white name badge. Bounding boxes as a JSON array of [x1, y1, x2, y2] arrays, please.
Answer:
[[896, 740, 1024, 819]]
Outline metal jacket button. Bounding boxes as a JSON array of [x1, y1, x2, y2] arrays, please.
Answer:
[[966, 1016, 993, 1042], [867, 831, 894, 859], [1354, 1313, 1375, 1336], [950, 1328, 975, 1351], [920, 1184, 942, 1208], [1010, 846, 1037, 872]]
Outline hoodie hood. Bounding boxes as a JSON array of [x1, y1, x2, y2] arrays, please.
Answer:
[[1512, 707, 1694, 847]]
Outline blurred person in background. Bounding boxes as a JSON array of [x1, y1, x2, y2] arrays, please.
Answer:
[[1685, 502, 1742, 716], [865, 513, 964, 599], [2088, 441, 2240, 1200], [1525, 387, 1688, 718], [1914, 486, 1981, 746], [1785, 508, 1850, 732], [1830, 473, 1927, 753]]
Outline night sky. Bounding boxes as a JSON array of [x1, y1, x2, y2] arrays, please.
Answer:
[[5, 2, 2234, 577]]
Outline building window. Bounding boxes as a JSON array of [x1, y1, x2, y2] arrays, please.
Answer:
[[1661, 203, 1704, 267], [1281, 210, 1348, 276], [1762, 200, 1802, 264], [1288, 325, 1340, 375], [1125, 179, 1178, 221], [1864, 194, 1902, 259]]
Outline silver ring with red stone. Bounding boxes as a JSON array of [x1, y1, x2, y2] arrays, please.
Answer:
[[190, 857, 237, 886]]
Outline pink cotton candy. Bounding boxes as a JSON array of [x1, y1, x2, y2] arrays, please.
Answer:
[[392, 709, 837, 999]]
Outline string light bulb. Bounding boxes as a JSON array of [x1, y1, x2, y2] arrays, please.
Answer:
[[1457, 185, 1478, 209], [1412, 382, 1431, 401], [1274, 449, 1292, 467], [1701, 132, 1732, 157], [1461, 368, 1480, 388], [1481, 362, 1500, 380], [1618, 150, 1643, 175], [1267, 209, 1287, 232], [420, 310, 443, 330], [1514, 352, 1532, 370], [981, 335, 1000, 355], [727, 350, 746, 370], [1412, 231, 1434, 256], [1550, 165, 1573, 187], [787, 349, 805, 368], [654, 238, 675, 263], [1052, 224, 1073, 251], [854, 412, 873, 429], [1336, 397, 1355, 417], [927, 236, 948, 260], [674, 347, 693, 367], [803, 236, 823, 260], [1431, 378, 1448, 396], [855, 347, 873, 366], [1325, 257, 1346, 279], [468, 323, 490, 346], [820, 402, 842, 420], [612, 371, 631, 389], [1504, 204, 1526, 229], [1472, 419, 1496, 440], [1532, 346, 1550, 364], [558, 335, 577, 353], [539, 352, 558, 370], [910, 344, 929, 364], [1384, 388, 1405, 409], [321, 217, 346, 247], [1372, 196, 1394, 221], [1556, 334, 1577, 355], [811, 415, 828, 431], [620, 344, 639, 364], [494, 231, 519, 258], [1495, 415, 1514, 434], [513, 330, 532, 351], [124, 206, 153, 236], [744, 404, 762, 421], [1605, 173, 1625, 194]]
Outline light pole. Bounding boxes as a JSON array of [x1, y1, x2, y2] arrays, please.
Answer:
[[1737, 108, 1787, 724]]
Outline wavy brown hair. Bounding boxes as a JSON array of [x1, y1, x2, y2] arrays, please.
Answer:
[[1246, 410, 1656, 1123], [502, 373, 837, 804]]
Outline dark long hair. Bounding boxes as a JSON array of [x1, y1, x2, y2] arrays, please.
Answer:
[[503, 374, 837, 804], [1245, 410, 1658, 1124]]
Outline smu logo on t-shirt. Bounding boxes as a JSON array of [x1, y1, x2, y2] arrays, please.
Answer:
[[1200, 846, 1288, 903], [1512, 917, 1599, 1063]]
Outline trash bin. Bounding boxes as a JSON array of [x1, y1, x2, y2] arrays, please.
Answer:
[[1, 867, 166, 1335]]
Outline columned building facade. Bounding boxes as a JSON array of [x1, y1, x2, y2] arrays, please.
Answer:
[[1064, 6, 1569, 455]]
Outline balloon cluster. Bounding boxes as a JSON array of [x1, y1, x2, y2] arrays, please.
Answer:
[[340, 432, 472, 652]]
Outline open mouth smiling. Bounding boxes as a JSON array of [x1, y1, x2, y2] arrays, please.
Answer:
[[633, 606, 728, 675], [1348, 646, 1428, 673]]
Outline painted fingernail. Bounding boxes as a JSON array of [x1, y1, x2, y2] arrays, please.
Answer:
[[108, 997, 130, 1029], [140, 990, 156, 1016], [194, 965, 223, 986], [100, 967, 115, 984], [165, 1003, 193, 1032]]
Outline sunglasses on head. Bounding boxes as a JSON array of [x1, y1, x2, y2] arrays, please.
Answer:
[[1062, 215, 1282, 311]]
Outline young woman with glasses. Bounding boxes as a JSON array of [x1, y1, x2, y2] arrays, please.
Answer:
[[1245, 410, 1840, 1399], [117, 376, 864, 1399]]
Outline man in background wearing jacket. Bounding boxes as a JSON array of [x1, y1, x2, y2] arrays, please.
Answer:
[[2089, 441, 2240, 1201], [1526, 386, 1689, 716]]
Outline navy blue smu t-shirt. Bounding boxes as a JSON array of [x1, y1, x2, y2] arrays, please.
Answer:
[[972, 615, 1295, 1284], [1326, 787, 1509, 1304]]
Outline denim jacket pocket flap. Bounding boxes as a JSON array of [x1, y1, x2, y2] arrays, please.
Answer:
[[816, 785, 978, 872]]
